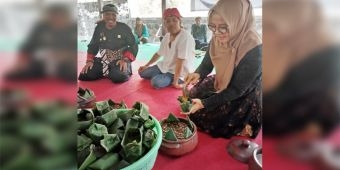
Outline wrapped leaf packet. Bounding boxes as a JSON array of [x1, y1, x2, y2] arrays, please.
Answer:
[[184, 126, 193, 138], [108, 99, 128, 109], [177, 96, 192, 113], [79, 144, 97, 170], [77, 87, 96, 108], [125, 116, 141, 130], [78, 87, 95, 100], [143, 128, 157, 149], [132, 102, 150, 121], [144, 118, 155, 129], [121, 128, 143, 163], [166, 113, 180, 123], [164, 128, 178, 141], [97, 109, 118, 126], [77, 109, 94, 130], [77, 134, 92, 152], [87, 123, 108, 142], [107, 118, 124, 134], [94, 101, 111, 115], [88, 152, 119, 170], [115, 109, 134, 122], [100, 134, 120, 152], [112, 160, 130, 170]]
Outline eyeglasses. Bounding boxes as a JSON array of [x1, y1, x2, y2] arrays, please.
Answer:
[[208, 24, 229, 34]]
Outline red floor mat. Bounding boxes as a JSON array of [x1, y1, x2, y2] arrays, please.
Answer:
[[78, 58, 263, 170]]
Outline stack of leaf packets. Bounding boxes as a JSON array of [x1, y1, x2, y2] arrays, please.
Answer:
[[77, 100, 157, 170], [1, 98, 76, 170], [162, 113, 194, 141]]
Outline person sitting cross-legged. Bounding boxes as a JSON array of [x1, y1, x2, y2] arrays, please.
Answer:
[[138, 8, 195, 89]]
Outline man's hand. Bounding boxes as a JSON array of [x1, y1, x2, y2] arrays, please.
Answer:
[[138, 65, 148, 74], [172, 81, 183, 89], [184, 73, 200, 86], [81, 62, 94, 74], [116, 60, 128, 72]]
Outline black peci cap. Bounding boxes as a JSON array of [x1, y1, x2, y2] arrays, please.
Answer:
[[101, 4, 118, 14]]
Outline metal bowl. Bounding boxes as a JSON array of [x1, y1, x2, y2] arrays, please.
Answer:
[[249, 147, 262, 170]]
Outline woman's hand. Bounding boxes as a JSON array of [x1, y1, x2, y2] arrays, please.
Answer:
[[81, 62, 94, 74], [189, 99, 204, 114], [184, 73, 200, 86], [138, 65, 148, 74]]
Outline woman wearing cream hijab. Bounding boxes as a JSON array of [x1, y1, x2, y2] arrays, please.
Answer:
[[184, 0, 262, 138]]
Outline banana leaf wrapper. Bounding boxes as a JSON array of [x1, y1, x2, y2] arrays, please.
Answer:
[[132, 102, 150, 121], [100, 134, 120, 152], [121, 127, 143, 163], [87, 152, 119, 170], [87, 123, 108, 142]]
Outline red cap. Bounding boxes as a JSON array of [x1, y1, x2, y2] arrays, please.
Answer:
[[163, 8, 182, 19]]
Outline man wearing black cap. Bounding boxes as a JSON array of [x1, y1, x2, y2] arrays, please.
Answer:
[[79, 4, 138, 83]]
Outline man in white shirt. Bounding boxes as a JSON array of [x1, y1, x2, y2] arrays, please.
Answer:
[[138, 8, 195, 89]]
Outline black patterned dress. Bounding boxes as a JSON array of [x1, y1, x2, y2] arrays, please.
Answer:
[[188, 45, 262, 139]]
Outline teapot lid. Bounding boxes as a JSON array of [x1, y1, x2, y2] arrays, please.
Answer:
[[227, 138, 259, 163]]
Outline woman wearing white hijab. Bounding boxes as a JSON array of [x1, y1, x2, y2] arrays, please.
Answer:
[[184, 0, 262, 138]]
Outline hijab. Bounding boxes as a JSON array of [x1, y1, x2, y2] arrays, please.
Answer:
[[209, 0, 261, 92]]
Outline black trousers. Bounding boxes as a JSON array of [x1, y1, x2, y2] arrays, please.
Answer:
[[78, 58, 131, 83], [195, 39, 208, 50]]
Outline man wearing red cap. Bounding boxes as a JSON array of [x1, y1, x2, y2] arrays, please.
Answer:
[[79, 4, 138, 83], [138, 8, 195, 89]]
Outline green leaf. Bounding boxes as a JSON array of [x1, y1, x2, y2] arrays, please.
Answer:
[[77, 109, 94, 130], [116, 129, 125, 139], [100, 109, 117, 126], [123, 141, 142, 163], [164, 128, 178, 141], [88, 152, 119, 170], [100, 134, 120, 152], [132, 102, 150, 120], [78, 109, 94, 120], [112, 160, 130, 170], [119, 101, 128, 109], [78, 88, 94, 100], [121, 128, 143, 163], [36, 153, 73, 170], [107, 118, 124, 134], [77, 134, 92, 152], [125, 117, 140, 130], [95, 101, 111, 115], [83, 89, 93, 99], [143, 129, 157, 149], [87, 123, 108, 141], [166, 113, 180, 123], [108, 99, 128, 109], [79, 144, 97, 170], [184, 127, 193, 138], [180, 101, 192, 113], [78, 87, 86, 96], [115, 109, 134, 122], [78, 120, 93, 131], [143, 118, 155, 129], [187, 119, 194, 130]]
